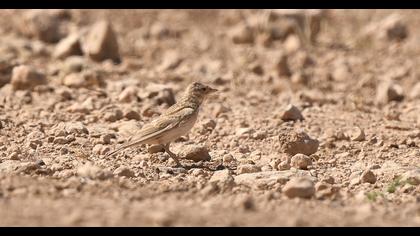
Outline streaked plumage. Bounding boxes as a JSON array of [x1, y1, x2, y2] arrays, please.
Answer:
[[106, 82, 217, 166]]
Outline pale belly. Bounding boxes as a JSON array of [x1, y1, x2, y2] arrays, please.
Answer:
[[146, 112, 198, 145]]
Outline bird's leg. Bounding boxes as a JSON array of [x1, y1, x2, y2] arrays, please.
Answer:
[[163, 143, 182, 167]]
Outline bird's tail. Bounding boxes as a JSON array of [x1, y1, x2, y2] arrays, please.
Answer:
[[105, 139, 146, 157]]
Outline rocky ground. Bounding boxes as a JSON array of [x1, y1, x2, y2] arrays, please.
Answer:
[[0, 9, 419, 226]]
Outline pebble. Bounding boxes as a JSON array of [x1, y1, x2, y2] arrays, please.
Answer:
[[376, 80, 404, 105], [281, 104, 304, 121], [20, 9, 65, 43], [290, 154, 312, 170], [103, 109, 123, 122], [113, 166, 135, 177], [123, 109, 141, 121], [85, 20, 121, 63], [237, 164, 261, 174], [282, 177, 315, 199], [209, 169, 234, 188], [279, 130, 319, 156], [284, 35, 301, 54], [230, 25, 254, 44], [278, 161, 291, 171], [360, 169, 377, 184], [11, 65, 47, 91], [53, 33, 83, 59], [178, 144, 211, 162], [222, 154, 235, 164], [381, 14, 408, 41], [65, 122, 89, 135], [348, 127, 366, 141], [118, 86, 138, 103], [63, 71, 102, 88], [276, 52, 291, 77], [236, 127, 253, 136], [401, 168, 419, 185], [63, 56, 86, 73]]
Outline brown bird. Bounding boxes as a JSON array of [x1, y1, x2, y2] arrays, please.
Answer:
[[106, 82, 217, 166]]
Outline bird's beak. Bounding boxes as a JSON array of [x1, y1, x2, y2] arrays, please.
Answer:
[[208, 87, 218, 93]]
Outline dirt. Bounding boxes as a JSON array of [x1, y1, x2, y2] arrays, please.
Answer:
[[0, 9, 419, 226]]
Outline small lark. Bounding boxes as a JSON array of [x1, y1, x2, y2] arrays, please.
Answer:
[[106, 82, 217, 166]]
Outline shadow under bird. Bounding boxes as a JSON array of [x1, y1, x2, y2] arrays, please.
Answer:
[[106, 82, 218, 166]]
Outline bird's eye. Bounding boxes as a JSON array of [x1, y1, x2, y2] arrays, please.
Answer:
[[200, 87, 206, 91]]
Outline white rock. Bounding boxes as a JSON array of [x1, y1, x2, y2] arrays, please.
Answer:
[[282, 177, 315, 198], [11, 65, 46, 91], [237, 164, 261, 174], [85, 20, 121, 63], [290, 153, 312, 170], [53, 33, 83, 59]]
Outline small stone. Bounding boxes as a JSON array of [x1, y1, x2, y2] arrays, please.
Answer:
[[113, 166, 135, 177], [103, 109, 123, 122], [376, 80, 404, 105], [54, 137, 68, 144], [321, 176, 335, 184], [85, 20, 121, 63], [63, 56, 86, 73], [250, 63, 264, 76], [65, 122, 89, 135], [202, 119, 217, 131], [282, 177, 315, 199], [315, 182, 330, 191], [230, 25, 254, 44], [284, 35, 301, 54], [276, 53, 291, 77], [236, 127, 253, 136], [53, 33, 83, 59], [191, 168, 205, 177], [178, 144, 211, 162], [123, 109, 141, 121], [381, 14, 408, 41], [209, 169, 234, 188], [20, 9, 65, 43], [100, 134, 113, 144], [278, 161, 291, 171], [63, 71, 102, 88], [8, 151, 20, 160], [118, 86, 138, 103], [360, 169, 377, 184], [291, 71, 310, 85], [237, 164, 261, 174], [401, 168, 420, 185], [11, 65, 47, 91], [290, 153, 312, 170], [222, 154, 235, 164], [281, 104, 304, 121], [279, 130, 319, 156], [348, 127, 366, 141], [148, 144, 165, 154]]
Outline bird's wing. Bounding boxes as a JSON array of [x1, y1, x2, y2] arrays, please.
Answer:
[[106, 107, 196, 157]]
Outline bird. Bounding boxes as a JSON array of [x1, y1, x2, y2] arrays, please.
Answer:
[[106, 82, 217, 167]]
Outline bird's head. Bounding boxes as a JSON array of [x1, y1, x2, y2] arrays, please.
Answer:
[[185, 82, 218, 103]]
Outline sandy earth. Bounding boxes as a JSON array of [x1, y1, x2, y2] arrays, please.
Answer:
[[0, 9, 419, 226]]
